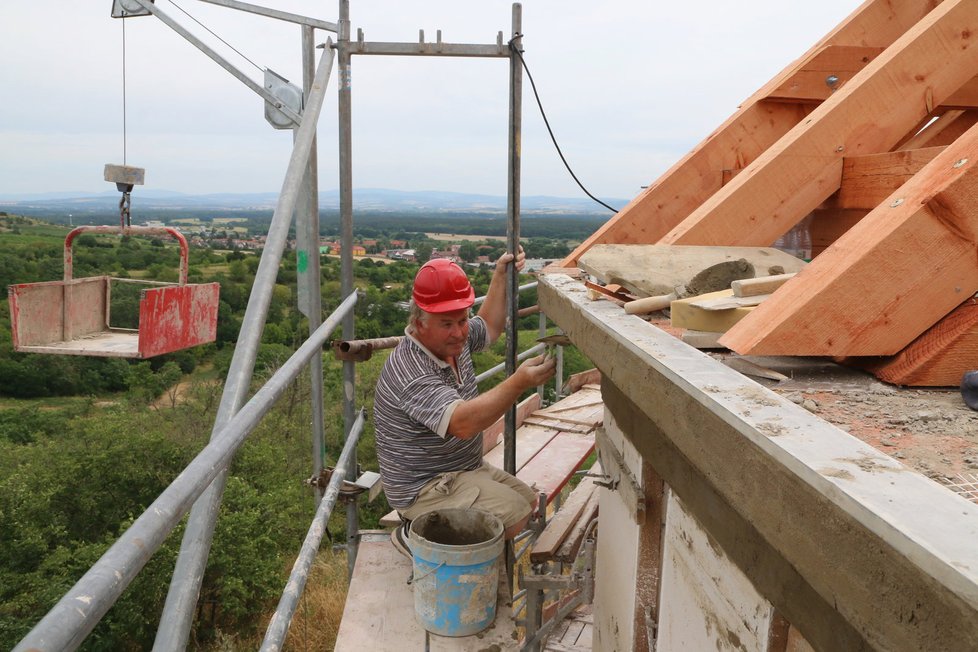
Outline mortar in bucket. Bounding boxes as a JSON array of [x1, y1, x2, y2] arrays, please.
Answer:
[[408, 508, 504, 637]]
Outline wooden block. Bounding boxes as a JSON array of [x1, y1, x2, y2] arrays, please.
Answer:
[[670, 289, 755, 333]]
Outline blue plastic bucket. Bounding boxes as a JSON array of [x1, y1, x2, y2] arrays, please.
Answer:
[[408, 508, 504, 637]]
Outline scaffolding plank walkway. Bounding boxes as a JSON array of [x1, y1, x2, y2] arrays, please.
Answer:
[[337, 383, 604, 650]]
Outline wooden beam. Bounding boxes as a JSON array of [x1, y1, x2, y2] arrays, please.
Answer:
[[762, 45, 884, 103], [830, 146, 945, 209], [855, 299, 978, 386], [720, 119, 978, 356], [809, 208, 867, 257], [661, 0, 978, 248], [896, 109, 978, 149], [559, 0, 942, 268]]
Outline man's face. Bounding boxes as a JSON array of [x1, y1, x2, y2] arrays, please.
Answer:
[[414, 308, 470, 362]]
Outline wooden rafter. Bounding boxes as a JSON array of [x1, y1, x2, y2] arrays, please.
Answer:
[[559, 0, 945, 268], [719, 119, 978, 356], [660, 0, 978, 249]]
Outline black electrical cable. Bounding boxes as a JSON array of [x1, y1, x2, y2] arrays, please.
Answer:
[[509, 35, 619, 214]]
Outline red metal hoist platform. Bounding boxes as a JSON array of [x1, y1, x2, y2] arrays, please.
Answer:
[[7, 165, 220, 358]]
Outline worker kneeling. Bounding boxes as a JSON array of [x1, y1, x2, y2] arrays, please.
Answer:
[[374, 251, 556, 557]]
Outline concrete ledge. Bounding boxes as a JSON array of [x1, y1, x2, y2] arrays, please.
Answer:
[[538, 273, 978, 652]]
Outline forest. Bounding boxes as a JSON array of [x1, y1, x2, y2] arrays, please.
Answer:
[[0, 213, 594, 650]]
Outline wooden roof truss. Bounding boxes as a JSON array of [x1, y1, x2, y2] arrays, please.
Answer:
[[562, 0, 978, 386]]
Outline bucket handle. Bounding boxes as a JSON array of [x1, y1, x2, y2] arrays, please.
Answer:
[[407, 561, 445, 585]]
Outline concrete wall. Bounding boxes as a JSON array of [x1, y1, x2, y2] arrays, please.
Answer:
[[540, 273, 978, 652]]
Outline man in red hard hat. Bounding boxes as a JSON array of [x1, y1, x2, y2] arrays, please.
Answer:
[[374, 249, 556, 556]]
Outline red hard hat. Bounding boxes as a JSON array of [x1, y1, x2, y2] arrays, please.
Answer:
[[412, 259, 475, 313]]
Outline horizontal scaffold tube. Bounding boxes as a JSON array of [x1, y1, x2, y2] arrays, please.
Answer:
[[260, 409, 366, 651], [13, 292, 358, 652]]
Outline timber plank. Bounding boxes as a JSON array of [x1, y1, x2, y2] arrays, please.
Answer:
[[763, 45, 884, 103], [720, 119, 978, 356], [333, 538, 425, 651], [483, 424, 560, 472], [531, 462, 603, 564], [483, 393, 541, 454], [554, 491, 599, 564], [661, 0, 978, 249], [517, 432, 596, 505], [829, 147, 945, 210]]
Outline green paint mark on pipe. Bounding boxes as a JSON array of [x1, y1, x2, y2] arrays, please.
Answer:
[[297, 250, 308, 273]]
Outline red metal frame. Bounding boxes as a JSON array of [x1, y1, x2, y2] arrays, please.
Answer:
[[8, 225, 219, 358]]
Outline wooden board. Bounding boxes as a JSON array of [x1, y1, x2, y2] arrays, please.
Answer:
[[333, 537, 426, 650], [483, 424, 561, 472], [579, 245, 806, 298], [483, 393, 541, 454], [670, 289, 755, 333], [516, 432, 596, 505], [531, 462, 602, 564]]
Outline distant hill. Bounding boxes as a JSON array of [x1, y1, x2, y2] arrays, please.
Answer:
[[0, 188, 625, 216]]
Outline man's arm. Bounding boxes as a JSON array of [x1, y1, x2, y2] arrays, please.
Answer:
[[446, 353, 555, 439], [478, 247, 526, 344]]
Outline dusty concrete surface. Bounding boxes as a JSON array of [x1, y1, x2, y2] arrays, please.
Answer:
[[643, 316, 978, 488], [714, 353, 978, 484]]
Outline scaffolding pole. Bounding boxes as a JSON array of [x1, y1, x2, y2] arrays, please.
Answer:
[[153, 40, 336, 652]]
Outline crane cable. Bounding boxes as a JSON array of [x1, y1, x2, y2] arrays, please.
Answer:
[[168, 0, 263, 73], [508, 34, 620, 214], [120, 17, 131, 227]]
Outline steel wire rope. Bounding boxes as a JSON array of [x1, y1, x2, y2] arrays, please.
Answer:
[[122, 17, 127, 165], [167, 0, 263, 73], [508, 34, 619, 214]]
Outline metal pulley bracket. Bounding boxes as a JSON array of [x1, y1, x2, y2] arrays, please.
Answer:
[[264, 69, 303, 130], [111, 0, 154, 18]]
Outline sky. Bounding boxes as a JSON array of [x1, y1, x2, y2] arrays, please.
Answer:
[[0, 1, 859, 204]]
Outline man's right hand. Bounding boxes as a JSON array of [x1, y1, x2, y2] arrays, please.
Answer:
[[516, 354, 557, 388]]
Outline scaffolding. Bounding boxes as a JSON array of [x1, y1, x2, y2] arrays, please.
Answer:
[[11, 2, 565, 650]]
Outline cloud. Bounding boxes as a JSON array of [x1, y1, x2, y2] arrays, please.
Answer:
[[0, 0, 858, 201]]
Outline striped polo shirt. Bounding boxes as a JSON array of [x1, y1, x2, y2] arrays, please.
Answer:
[[374, 316, 489, 510]]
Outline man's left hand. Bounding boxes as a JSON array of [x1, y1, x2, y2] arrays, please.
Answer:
[[496, 245, 526, 274]]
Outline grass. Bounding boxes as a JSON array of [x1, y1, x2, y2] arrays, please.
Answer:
[[226, 551, 349, 651]]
